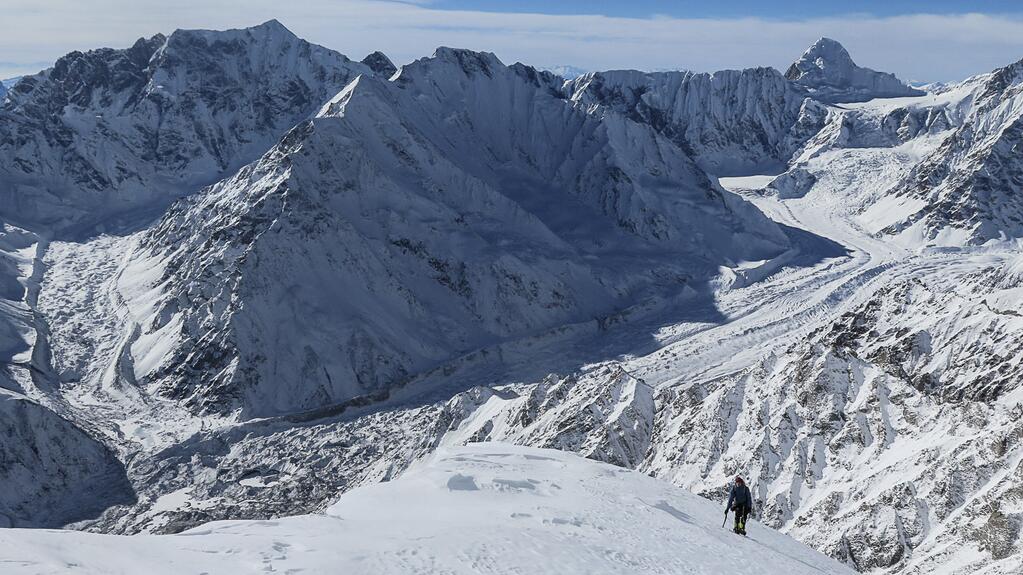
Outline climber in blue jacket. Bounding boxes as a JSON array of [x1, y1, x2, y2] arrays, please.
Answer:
[[725, 476, 753, 535]]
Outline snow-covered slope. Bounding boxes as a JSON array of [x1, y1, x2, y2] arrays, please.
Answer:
[[0, 20, 370, 235], [881, 59, 1023, 244], [773, 56, 1023, 247], [786, 38, 923, 103], [542, 64, 589, 79], [567, 67, 824, 175], [83, 48, 790, 418], [0, 444, 853, 575]]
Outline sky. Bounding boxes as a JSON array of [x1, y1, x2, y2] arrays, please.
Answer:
[[2, 1, 1023, 82]]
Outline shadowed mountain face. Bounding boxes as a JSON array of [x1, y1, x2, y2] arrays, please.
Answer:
[[0, 389, 134, 528], [361, 51, 397, 77], [786, 37, 923, 103], [568, 67, 826, 176]]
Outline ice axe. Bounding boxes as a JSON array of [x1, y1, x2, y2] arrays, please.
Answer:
[[722, 509, 729, 528]]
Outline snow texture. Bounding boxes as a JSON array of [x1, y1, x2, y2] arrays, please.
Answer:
[[0, 444, 853, 575], [568, 66, 823, 175]]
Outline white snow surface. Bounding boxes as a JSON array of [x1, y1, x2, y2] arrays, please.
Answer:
[[0, 443, 853, 575]]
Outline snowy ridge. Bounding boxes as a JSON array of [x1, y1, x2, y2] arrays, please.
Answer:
[[883, 59, 1023, 244], [786, 38, 923, 103], [567, 67, 824, 175], [0, 444, 854, 575], [0, 20, 371, 235], [97, 47, 790, 418]]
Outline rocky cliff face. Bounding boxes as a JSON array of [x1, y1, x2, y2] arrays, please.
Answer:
[[786, 37, 924, 103], [567, 67, 824, 175], [360, 51, 397, 77], [0, 388, 133, 528]]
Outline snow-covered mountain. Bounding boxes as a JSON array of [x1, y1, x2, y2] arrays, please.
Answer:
[[542, 64, 589, 79], [775, 56, 1023, 247], [567, 67, 825, 175], [3, 22, 1023, 575], [882, 59, 1023, 244], [786, 38, 924, 103], [0, 20, 370, 235], [74, 47, 789, 418], [0, 444, 853, 575], [360, 50, 397, 77]]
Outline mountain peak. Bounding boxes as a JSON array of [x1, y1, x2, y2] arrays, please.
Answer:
[[810, 36, 847, 51], [800, 37, 855, 68], [786, 37, 922, 103], [430, 47, 502, 76], [361, 50, 397, 77], [168, 19, 299, 44], [255, 18, 287, 31]]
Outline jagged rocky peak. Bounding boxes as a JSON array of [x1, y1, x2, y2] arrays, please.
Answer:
[[361, 50, 397, 77], [395, 46, 564, 94], [0, 20, 371, 235], [786, 37, 923, 103], [118, 46, 790, 418], [567, 66, 823, 175], [424, 46, 501, 77]]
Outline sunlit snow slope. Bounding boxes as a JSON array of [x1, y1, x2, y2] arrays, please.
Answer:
[[0, 444, 852, 575]]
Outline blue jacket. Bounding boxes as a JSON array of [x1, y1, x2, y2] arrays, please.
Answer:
[[726, 483, 752, 510]]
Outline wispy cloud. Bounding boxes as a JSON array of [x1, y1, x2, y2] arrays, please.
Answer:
[[1, 1, 1022, 81]]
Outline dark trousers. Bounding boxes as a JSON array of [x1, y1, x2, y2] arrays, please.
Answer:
[[732, 504, 751, 531]]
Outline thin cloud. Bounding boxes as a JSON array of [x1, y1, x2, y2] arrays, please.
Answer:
[[1, 1, 1022, 81]]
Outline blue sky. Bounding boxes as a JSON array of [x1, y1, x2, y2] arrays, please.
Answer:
[[2, 1, 1023, 82], [431, 0, 1021, 19]]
